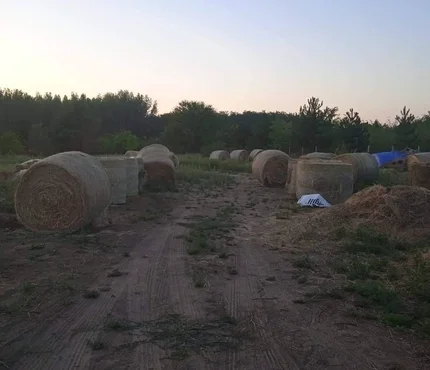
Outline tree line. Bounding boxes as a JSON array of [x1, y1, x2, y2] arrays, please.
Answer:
[[0, 88, 429, 156]]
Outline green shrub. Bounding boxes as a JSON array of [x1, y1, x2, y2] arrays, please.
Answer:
[[0, 132, 24, 155], [98, 130, 140, 154]]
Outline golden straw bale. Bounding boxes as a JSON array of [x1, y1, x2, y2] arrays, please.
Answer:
[[124, 150, 138, 157], [98, 157, 127, 205], [209, 150, 230, 160], [335, 152, 379, 188], [249, 149, 263, 162], [230, 149, 249, 161], [252, 150, 290, 187], [285, 159, 297, 199], [409, 162, 430, 190], [14, 151, 111, 232], [295, 159, 354, 204], [300, 152, 335, 160], [406, 153, 430, 171]]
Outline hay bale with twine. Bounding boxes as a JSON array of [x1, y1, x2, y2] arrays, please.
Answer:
[[406, 153, 430, 171], [124, 157, 139, 196], [14, 151, 111, 232], [230, 149, 249, 161], [249, 149, 263, 162], [209, 150, 230, 160], [285, 159, 297, 199], [15, 158, 40, 172], [124, 150, 138, 157], [409, 162, 430, 190], [252, 150, 290, 187], [296, 159, 354, 204], [335, 152, 379, 188], [99, 157, 127, 205], [300, 152, 335, 160]]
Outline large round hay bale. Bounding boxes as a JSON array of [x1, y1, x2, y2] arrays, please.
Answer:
[[285, 159, 297, 199], [14, 151, 111, 232], [124, 150, 138, 157], [249, 149, 263, 162], [15, 158, 40, 172], [124, 157, 138, 196], [139, 154, 175, 188], [252, 150, 290, 187], [409, 162, 430, 190], [230, 149, 249, 161], [300, 152, 335, 160], [296, 159, 354, 204], [99, 157, 127, 205], [335, 153, 379, 187], [209, 150, 230, 160], [138, 144, 179, 168], [406, 153, 430, 171]]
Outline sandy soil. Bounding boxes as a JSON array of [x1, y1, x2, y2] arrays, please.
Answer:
[[0, 175, 429, 370]]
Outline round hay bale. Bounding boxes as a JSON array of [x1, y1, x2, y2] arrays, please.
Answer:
[[230, 149, 249, 161], [335, 153, 379, 187], [296, 159, 354, 204], [300, 152, 335, 160], [285, 159, 297, 199], [209, 150, 230, 160], [409, 162, 430, 190], [137, 152, 175, 189], [14, 151, 111, 232], [124, 150, 138, 157], [252, 150, 290, 187], [249, 149, 263, 162], [138, 144, 170, 156], [15, 158, 40, 172], [406, 153, 430, 171], [99, 157, 127, 205], [12, 169, 27, 183], [124, 157, 139, 196]]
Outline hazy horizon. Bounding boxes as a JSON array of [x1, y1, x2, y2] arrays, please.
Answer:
[[1, 0, 429, 122]]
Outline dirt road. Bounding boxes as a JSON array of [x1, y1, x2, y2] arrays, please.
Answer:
[[1, 175, 429, 369]]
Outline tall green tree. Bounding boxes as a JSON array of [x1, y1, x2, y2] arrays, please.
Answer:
[[394, 106, 417, 150]]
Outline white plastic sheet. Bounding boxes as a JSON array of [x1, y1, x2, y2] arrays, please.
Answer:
[[297, 194, 331, 208]]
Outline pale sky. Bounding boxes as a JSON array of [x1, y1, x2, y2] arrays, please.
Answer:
[[1, 0, 429, 121]]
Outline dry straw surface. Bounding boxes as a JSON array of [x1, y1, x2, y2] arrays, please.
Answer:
[[99, 156, 127, 205], [249, 149, 263, 162], [15, 151, 111, 232], [285, 159, 297, 199], [15, 158, 40, 172], [406, 152, 430, 171], [295, 159, 354, 204], [335, 152, 379, 187], [252, 149, 290, 187], [299, 152, 335, 160], [124, 150, 138, 157], [409, 162, 430, 190], [230, 149, 249, 161], [209, 150, 230, 160]]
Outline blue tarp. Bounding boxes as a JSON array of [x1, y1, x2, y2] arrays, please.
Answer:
[[372, 151, 407, 167]]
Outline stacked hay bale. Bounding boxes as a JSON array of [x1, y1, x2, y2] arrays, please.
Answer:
[[209, 150, 230, 160], [252, 150, 291, 187], [406, 153, 430, 171], [99, 157, 127, 205], [137, 144, 176, 189], [124, 150, 138, 157], [285, 159, 298, 199], [124, 157, 139, 196], [295, 159, 354, 204], [230, 149, 249, 161], [249, 149, 263, 162], [409, 162, 430, 190], [300, 152, 335, 160], [138, 144, 179, 168], [14, 151, 111, 232], [335, 153, 379, 190]]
